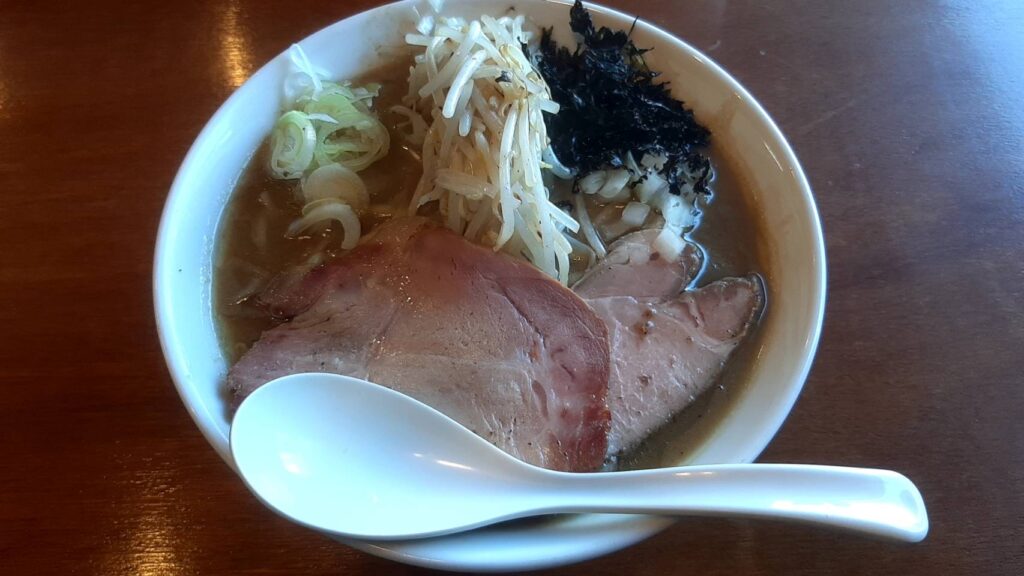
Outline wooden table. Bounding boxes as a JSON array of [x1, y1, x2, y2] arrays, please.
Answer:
[[2, 0, 1022, 574]]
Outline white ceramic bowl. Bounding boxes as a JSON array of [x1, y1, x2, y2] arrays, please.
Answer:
[[154, 0, 826, 571]]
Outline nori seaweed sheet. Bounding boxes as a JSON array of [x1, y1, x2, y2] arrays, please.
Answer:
[[536, 0, 711, 195]]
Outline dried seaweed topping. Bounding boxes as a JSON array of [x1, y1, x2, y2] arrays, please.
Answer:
[[536, 0, 711, 195]]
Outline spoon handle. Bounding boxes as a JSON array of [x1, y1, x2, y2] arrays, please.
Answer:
[[538, 464, 928, 542]]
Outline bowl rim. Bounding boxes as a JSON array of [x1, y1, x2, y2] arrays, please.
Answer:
[[153, 0, 826, 571]]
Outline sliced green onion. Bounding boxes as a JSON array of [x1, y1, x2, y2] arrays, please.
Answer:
[[271, 65, 389, 179], [272, 47, 388, 252], [286, 199, 362, 249], [305, 89, 390, 172], [269, 110, 316, 179], [302, 164, 369, 210]]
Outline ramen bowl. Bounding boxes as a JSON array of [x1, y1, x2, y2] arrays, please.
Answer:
[[154, 0, 826, 571]]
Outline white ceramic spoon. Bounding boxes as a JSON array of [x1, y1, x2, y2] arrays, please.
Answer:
[[230, 373, 928, 542]]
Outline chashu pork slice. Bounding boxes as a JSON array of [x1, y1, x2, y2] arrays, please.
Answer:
[[574, 230, 764, 458], [573, 229, 704, 299], [227, 217, 611, 472]]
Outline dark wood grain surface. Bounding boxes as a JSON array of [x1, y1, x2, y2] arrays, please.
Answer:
[[2, 0, 1022, 574]]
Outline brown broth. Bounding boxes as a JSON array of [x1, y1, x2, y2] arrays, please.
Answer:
[[213, 68, 421, 362], [213, 80, 771, 471]]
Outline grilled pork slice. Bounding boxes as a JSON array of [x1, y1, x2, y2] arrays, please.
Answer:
[[573, 229, 703, 299], [227, 217, 611, 472], [575, 231, 764, 458]]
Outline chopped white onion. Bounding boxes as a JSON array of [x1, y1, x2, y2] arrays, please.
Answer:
[[597, 169, 631, 199], [659, 193, 696, 229], [636, 171, 666, 203], [653, 225, 686, 261], [621, 201, 651, 227], [640, 153, 668, 171], [578, 170, 606, 195]]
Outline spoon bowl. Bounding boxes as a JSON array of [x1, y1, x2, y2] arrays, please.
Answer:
[[231, 373, 540, 539], [230, 373, 929, 542]]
